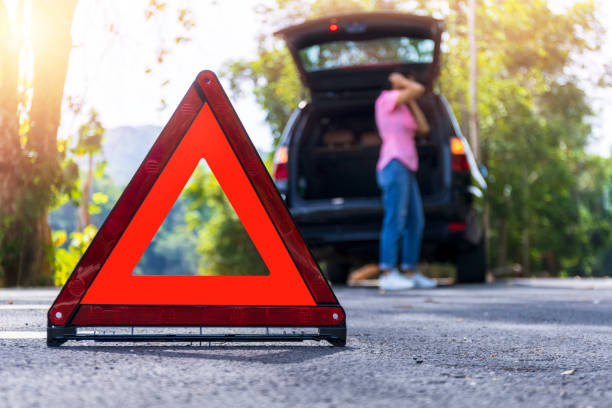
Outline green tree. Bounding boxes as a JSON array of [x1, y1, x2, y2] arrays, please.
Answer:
[[71, 109, 106, 231], [183, 167, 268, 276]]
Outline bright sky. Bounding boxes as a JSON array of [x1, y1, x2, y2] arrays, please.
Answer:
[[62, 0, 274, 150], [58, 0, 611, 154]]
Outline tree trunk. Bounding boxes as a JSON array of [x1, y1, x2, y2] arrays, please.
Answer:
[[22, 0, 78, 286], [520, 168, 530, 275], [29, 0, 78, 161], [496, 217, 508, 268], [521, 227, 530, 275], [467, 0, 480, 162], [541, 249, 558, 276]]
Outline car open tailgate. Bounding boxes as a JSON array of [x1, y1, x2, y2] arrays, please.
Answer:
[[275, 12, 443, 97]]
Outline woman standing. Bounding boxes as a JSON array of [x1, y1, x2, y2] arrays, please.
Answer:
[[375, 72, 437, 290]]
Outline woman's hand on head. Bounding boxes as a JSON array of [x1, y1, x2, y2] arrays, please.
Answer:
[[390, 73, 425, 108], [389, 72, 407, 88]]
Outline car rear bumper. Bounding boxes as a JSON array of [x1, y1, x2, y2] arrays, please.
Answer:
[[296, 218, 464, 246]]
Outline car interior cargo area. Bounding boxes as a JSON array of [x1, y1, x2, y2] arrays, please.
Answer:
[[295, 93, 448, 201]]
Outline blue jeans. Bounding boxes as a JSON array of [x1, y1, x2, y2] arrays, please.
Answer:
[[377, 159, 424, 271]]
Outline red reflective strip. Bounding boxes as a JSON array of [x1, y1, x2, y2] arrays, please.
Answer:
[[448, 222, 466, 232], [72, 305, 345, 327]]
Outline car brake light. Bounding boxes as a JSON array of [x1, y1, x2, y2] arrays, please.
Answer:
[[328, 23, 339, 32], [273, 146, 288, 181], [451, 137, 470, 172], [448, 222, 466, 232]]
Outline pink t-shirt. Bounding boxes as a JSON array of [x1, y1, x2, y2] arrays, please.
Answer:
[[375, 90, 418, 172]]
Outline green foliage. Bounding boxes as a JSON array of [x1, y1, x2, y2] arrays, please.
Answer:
[[51, 110, 107, 215], [72, 109, 105, 157], [437, 0, 610, 275], [50, 109, 109, 283], [131, 188, 200, 276], [223, 48, 301, 147], [52, 225, 97, 286], [183, 166, 268, 276], [221, 0, 612, 276]]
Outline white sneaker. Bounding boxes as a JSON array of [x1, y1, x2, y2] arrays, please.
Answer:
[[379, 269, 415, 290], [410, 271, 437, 289]]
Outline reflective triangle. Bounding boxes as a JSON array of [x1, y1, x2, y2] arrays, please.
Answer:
[[48, 71, 342, 331]]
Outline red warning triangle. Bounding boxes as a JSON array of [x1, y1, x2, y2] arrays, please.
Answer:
[[48, 71, 345, 345]]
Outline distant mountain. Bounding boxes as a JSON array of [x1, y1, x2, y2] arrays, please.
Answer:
[[102, 125, 162, 186]]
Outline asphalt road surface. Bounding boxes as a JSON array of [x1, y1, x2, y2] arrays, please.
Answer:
[[1, 279, 611, 407]]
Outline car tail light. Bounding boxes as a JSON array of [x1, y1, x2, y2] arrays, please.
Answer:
[[273, 145, 288, 181], [451, 137, 470, 172], [448, 222, 466, 232], [328, 23, 339, 32]]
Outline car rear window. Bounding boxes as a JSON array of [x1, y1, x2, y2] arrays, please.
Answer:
[[298, 36, 435, 72]]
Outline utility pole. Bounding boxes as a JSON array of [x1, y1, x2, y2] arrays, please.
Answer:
[[468, 0, 488, 279], [468, 0, 480, 162]]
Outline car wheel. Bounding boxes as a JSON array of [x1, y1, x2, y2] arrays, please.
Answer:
[[325, 262, 350, 284], [456, 238, 486, 283]]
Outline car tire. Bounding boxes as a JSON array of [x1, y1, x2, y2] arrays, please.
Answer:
[[456, 238, 486, 283], [325, 262, 350, 284]]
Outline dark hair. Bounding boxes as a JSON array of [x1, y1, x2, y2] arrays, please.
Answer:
[[383, 70, 417, 90]]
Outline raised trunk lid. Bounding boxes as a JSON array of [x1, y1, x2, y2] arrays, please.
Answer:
[[275, 12, 443, 97]]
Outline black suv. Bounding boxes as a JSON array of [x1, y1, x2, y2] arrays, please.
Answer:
[[273, 12, 487, 283]]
